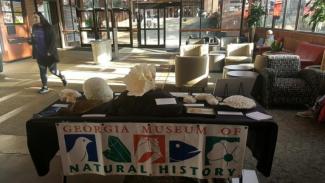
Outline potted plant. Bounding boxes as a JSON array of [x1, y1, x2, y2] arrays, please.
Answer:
[[270, 38, 284, 52], [247, 2, 266, 42], [303, 0, 325, 32]]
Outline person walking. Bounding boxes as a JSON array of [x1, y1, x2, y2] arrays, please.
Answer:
[[31, 12, 67, 94]]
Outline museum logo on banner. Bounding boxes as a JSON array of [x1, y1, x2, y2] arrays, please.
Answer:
[[56, 123, 247, 179]]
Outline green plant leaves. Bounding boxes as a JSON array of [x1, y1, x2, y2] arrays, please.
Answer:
[[303, 0, 325, 31], [271, 40, 284, 51], [247, 3, 266, 27]]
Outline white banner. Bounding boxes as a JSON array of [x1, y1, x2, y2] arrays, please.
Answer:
[[56, 122, 248, 179]]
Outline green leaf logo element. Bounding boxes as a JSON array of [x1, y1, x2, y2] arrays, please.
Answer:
[[103, 136, 131, 162]]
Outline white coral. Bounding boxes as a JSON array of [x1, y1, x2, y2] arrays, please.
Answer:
[[183, 95, 197, 103], [59, 89, 82, 103], [195, 94, 219, 105], [222, 95, 256, 109], [83, 77, 113, 102], [124, 64, 156, 96], [205, 95, 219, 105]]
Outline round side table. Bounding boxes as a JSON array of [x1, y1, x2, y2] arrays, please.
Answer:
[[227, 71, 258, 78], [222, 64, 254, 78]]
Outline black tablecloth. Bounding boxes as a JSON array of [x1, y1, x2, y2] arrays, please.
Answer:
[[26, 104, 277, 178]]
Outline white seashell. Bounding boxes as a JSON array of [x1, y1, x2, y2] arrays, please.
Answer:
[[206, 95, 219, 105], [215, 96, 223, 102], [195, 94, 213, 101], [59, 89, 82, 103], [223, 95, 256, 109], [183, 96, 197, 104]]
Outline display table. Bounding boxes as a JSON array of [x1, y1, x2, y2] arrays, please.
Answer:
[[26, 100, 277, 178]]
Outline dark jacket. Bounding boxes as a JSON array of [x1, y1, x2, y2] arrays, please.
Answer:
[[31, 25, 59, 65]]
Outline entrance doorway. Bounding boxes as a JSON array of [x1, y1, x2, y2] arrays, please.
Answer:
[[77, 1, 132, 47], [110, 8, 133, 47], [136, 2, 181, 48], [78, 5, 110, 46]]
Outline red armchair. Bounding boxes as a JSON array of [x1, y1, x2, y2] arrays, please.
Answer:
[[294, 42, 325, 68]]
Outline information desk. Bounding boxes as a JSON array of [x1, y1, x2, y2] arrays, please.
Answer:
[[26, 104, 277, 178]]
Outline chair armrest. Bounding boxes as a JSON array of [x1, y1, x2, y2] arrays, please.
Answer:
[[259, 68, 276, 107], [299, 69, 323, 95], [175, 55, 209, 87], [254, 55, 267, 73], [260, 68, 276, 84]]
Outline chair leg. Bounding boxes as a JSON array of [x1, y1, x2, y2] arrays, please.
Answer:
[[63, 175, 67, 183]]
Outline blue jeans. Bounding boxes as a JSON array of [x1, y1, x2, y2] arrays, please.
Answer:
[[38, 62, 62, 86]]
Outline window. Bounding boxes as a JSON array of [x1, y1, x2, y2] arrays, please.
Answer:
[[181, 0, 201, 42], [221, 0, 243, 35], [283, 0, 299, 30], [37, 1, 51, 23], [1, 0, 24, 24], [315, 22, 325, 33], [242, 0, 249, 31], [112, 0, 128, 8], [201, 0, 222, 30], [259, 0, 267, 27], [273, 0, 284, 29], [297, 0, 312, 32], [62, 0, 80, 46], [265, 0, 274, 27]]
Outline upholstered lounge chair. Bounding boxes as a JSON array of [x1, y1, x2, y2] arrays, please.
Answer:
[[225, 43, 254, 66], [257, 55, 319, 107], [175, 44, 209, 88], [220, 36, 239, 50], [186, 38, 205, 45]]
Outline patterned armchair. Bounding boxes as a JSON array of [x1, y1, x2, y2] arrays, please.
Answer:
[[256, 55, 319, 107]]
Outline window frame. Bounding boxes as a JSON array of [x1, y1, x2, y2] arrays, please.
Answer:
[[1, 0, 25, 25], [258, 0, 324, 34]]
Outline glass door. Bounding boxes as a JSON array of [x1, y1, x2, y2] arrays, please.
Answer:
[[77, 0, 110, 46], [137, 4, 165, 48], [110, 8, 133, 47], [165, 4, 180, 48], [61, 0, 80, 47]]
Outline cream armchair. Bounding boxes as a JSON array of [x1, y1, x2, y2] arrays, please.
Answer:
[[225, 43, 254, 65], [220, 36, 239, 50], [175, 44, 209, 88], [187, 38, 205, 45], [180, 44, 209, 56]]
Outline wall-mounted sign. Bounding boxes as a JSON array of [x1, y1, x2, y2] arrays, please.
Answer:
[[56, 122, 248, 179]]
